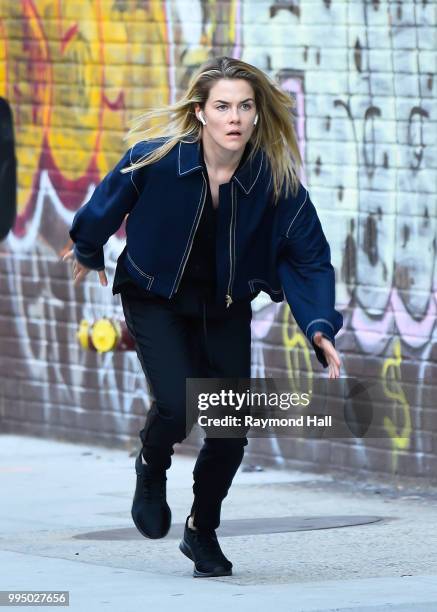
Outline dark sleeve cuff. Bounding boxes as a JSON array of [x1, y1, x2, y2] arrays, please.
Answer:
[[73, 243, 105, 271], [306, 319, 336, 369]]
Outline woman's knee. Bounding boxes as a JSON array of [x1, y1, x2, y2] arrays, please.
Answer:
[[141, 400, 189, 443]]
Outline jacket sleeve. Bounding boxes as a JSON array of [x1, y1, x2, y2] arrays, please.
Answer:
[[277, 184, 343, 368], [69, 146, 143, 270]]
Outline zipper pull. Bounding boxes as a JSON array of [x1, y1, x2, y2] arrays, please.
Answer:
[[225, 294, 233, 308]]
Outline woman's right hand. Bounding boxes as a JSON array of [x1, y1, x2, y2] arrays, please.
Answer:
[[62, 249, 108, 287]]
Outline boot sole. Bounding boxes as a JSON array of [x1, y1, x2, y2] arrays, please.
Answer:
[[179, 540, 232, 577], [131, 506, 171, 540]]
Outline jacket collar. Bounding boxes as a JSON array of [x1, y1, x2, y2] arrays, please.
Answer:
[[177, 139, 264, 195]]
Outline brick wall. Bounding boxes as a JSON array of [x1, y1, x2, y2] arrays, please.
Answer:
[[0, 0, 435, 478]]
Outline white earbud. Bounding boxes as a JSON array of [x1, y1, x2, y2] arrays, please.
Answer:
[[253, 114, 259, 126], [198, 111, 207, 126]]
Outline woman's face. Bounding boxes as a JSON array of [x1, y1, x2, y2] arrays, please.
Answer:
[[195, 78, 257, 154]]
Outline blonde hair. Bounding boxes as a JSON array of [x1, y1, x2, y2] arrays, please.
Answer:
[[121, 56, 302, 203]]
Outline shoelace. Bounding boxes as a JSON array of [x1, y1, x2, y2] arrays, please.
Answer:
[[191, 529, 223, 557], [141, 474, 166, 502]]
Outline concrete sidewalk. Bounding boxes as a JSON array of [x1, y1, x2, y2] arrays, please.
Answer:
[[0, 434, 436, 611]]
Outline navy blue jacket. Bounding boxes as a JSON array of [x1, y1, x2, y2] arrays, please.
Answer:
[[69, 138, 343, 367]]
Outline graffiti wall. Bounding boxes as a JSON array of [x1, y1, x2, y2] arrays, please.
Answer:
[[0, 0, 435, 477]]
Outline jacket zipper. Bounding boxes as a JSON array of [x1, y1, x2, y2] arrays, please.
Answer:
[[171, 173, 207, 297], [225, 182, 237, 307]]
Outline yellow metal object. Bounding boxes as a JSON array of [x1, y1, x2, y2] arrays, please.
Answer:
[[76, 319, 89, 350], [92, 319, 119, 353]]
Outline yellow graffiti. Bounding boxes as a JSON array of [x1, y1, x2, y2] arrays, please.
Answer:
[[0, 14, 6, 97], [6, 1, 52, 212], [281, 304, 313, 395], [43, 0, 104, 180], [228, 0, 239, 46], [0, 0, 171, 209], [176, 0, 239, 67], [0, 0, 240, 221], [96, 0, 170, 176], [381, 338, 411, 471]]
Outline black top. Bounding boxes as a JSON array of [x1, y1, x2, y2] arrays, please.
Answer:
[[113, 140, 249, 300]]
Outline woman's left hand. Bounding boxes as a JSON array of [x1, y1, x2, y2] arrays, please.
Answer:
[[313, 332, 341, 379]]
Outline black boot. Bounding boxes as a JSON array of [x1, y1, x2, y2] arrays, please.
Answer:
[[131, 451, 171, 539], [179, 516, 232, 577]]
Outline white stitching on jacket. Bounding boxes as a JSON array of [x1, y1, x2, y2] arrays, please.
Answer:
[[305, 318, 335, 338], [178, 141, 203, 176], [169, 176, 206, 295], [248, 278, 283, 294], [285, 189, 308, 238], [126, 252, 154, 290], [129, 144, 140, 196], [233, 151, 264, 194]]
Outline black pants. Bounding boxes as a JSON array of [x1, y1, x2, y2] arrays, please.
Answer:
[[120, 280, 252, 530]]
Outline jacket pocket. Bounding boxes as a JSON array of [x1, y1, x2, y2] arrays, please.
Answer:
[[126, 252, 154, 290]]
